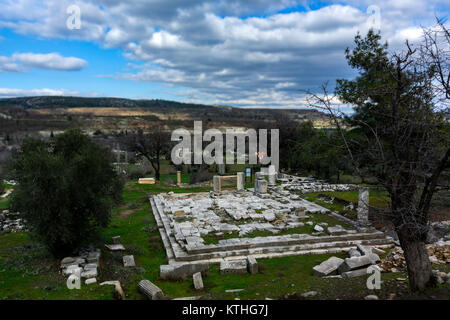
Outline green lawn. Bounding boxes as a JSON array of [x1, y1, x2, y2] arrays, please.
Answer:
[[302, 189, 391, 219], [0, 178, 448, 300], [0, 182, 12, 209]]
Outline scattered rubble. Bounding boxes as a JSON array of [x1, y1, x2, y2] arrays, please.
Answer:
[[378, 241, 450, 272], [426, 221, 450, 244], [0, 210, 26, 233], [60, 247, 101, 284], [279, 175, 357, 194]]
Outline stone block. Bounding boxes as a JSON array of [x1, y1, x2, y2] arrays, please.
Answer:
[[123, 255, 136, 267], [160, 263, 210, 280], [314, 225, 324, 232], [138, 178, 155, 184], [81, 268, 98, 279], [193, 272, 204, 290], [105, 244, 125, 251], [357, 187, 369, 225], [341, 268, 368, 278], [356, 243, 372, 256], [112, 236, 121, 244], [313, 256, 344, 277], [327, 225, 347, 235], [348, 248, 361, 258], [247, 256, 258, 274], [338, 254, 380, 273], [85, 278, 97, 285], [220, 259, 248, 274], [237, 172, 244, 191]]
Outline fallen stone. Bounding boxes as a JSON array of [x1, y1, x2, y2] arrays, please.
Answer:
[[263, 212, 276, 222], [341, 268, 368, 278], [348, 248, 361, 258], [313, 225, 324, 232], [114, 282, 126, 300], [160, 263, 210, 280], [193, 272, 204, 290], [85, 278, 97, 285], [138, 280, 163, 300], [327, 225, 347, 235], [105, 244, 125, 251], [100, 280, 120, 286], [225, 289, 244, 293], [61, 257, 85, 268], [247, 256, 258, 274], [313, 256, 344, 277], [123, 255, 136, 267], [84, 263, 98, 270], [61, 257, 76, 265], [300, 291, 317, 298], [338, 254, 380, 273], [429, 255, 439, 264], [356, 243, 373, 256], [372, 247, 385, 255], [364, 295, 379, 300], [220, 259, 248, 274], [81, 268, 98, 279], [62, 266, 82, 276]]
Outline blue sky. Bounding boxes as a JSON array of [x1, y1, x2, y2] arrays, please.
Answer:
[[0, 0, 448, 108]]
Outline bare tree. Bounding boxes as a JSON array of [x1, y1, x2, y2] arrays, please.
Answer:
[[420, 18, 450, 102], [308, 29, 449, 291], [127, 124, 171, 181]]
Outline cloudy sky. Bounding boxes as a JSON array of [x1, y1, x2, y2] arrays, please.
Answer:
[[0, 0, 448, 108]]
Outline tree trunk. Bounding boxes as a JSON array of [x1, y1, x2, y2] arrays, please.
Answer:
[[397, 227, 434, 292]]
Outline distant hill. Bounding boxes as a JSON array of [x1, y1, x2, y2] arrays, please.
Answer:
[[0, 96, 331, 136], [0, 96, 218, 110]]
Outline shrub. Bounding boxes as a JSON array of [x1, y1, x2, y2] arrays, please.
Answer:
[[9, 129, 124, 257], [189, 170, 213, 184], [127, 166, 146, 180]]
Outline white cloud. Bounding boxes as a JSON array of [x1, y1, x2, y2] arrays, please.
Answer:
[[0, 87, 79, 97], [0, 52, 87, 72], [0, 0, 448, 107]]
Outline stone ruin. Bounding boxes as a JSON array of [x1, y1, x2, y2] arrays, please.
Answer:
[[0, 210, 26, 234], [213, 172, 244, 192], [279, 174, 357, 193], [149, 173, 394, 278]]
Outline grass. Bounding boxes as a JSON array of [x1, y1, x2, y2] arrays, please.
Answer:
[[0, 182, 12, 209], [0, 177, 448, 300], [302, 189, 391, 219]]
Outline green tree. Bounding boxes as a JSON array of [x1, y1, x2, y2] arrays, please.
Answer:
[[0, 176, 4, 195], [9, 129, 123, 256]]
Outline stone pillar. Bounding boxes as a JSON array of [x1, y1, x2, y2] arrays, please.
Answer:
[[357, 187, 369, 225], [177, 171, 181, 186], [218, 164, 225, 175], [254, 172, 261, 190], [268, 173, 276, 186], [213, 176, 221, 192], [254, 173, 267, 194], [236, 172, 244, 191]]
